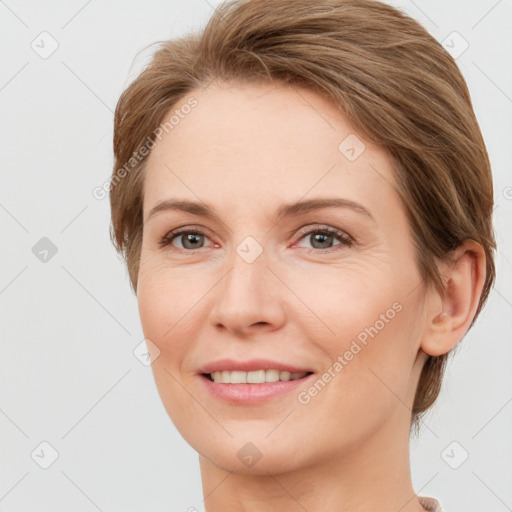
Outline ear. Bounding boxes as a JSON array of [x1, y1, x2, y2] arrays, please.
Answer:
[[420, 240, 487, 357]]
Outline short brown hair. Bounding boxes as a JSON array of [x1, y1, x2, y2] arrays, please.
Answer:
[[109, 0, 496, 433]]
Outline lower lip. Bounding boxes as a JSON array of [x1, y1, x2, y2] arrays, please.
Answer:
[[199, 373, 315, 404]]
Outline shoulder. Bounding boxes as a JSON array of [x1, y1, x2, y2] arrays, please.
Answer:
[[418, 495, 445, 512]]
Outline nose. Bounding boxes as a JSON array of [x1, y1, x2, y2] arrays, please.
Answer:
[[209, 247, 286, 336]]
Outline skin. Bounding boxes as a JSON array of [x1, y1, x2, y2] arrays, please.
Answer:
[[136, 80, 486, 512]]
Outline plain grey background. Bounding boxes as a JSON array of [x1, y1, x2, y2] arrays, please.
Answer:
[[1, 0, 511, 511]]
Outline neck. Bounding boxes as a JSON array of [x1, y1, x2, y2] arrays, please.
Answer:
[[198, 409, 426, 512]]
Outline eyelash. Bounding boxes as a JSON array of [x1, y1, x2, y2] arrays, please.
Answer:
[[159, 225, 354, 254]]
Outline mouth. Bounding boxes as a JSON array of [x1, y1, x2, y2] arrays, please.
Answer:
[[198, 368, 316, 405], [201, 370, 314, 384], [196, 358, 316, 404]]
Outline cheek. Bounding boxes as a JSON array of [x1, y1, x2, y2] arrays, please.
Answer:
[[137, 268, 202, 431], [137, 263, 189, 360], [137, 272, 168, 341], [137, 259, 216, 384], [316, 293, 424, 428], [137, 254, 191, 327], [284, 257, 406, 343], [290, 257, 422, 401]]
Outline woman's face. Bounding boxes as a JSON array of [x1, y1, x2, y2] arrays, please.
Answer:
[[137, 80, 430, 474]]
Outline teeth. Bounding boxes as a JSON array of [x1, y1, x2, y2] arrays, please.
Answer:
[[230, 371, 246, 384], [247, 370, 265, 383], [210, 370, 309, 384]]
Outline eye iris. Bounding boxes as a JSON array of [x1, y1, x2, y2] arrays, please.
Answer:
[[310, 232, 333, 249], [165, 228, 347, 251], [181, 233, 204, 249]]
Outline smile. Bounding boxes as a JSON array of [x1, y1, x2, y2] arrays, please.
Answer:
[[199, 371, 315, 404], [207, 369, 312, 383]]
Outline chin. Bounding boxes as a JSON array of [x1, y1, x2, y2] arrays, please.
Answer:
[[188, 423, 315, 475], [200, 442, 307, 476]]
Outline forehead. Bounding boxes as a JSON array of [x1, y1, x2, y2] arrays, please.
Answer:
[[143, 80, 398, 218]]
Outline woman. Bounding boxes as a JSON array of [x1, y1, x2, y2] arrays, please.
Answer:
[[109, 0, 496, 510]]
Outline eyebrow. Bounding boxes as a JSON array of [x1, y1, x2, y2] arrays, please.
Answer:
[[145, 197, 375, 224]]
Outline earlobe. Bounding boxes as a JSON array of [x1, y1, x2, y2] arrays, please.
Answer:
[[420, 240, 486, 357]]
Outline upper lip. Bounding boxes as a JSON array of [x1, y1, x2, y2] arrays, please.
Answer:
[[198, 358, 314, 374]]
